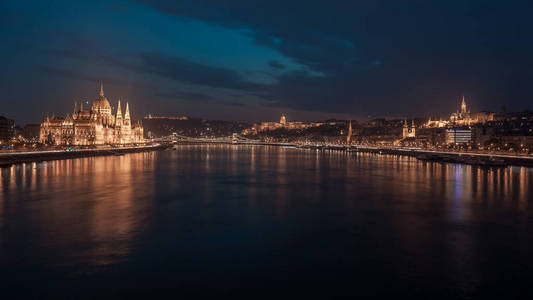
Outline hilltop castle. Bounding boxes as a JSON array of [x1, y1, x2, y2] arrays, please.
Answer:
[[40, 84, 144, 146], [426, 96, 494, 128], [243, 114, 324, 135]]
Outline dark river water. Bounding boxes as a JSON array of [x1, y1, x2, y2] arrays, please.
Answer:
[[1, 145, 533, 298]]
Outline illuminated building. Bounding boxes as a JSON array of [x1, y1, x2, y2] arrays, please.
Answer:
[[280, 114, 287, 125], [402, 120, 416, 138], [347, 120, 352, 144], [40, 84, 144, 146], [425, 117, 447, 128], [144, 114, 188, 120], [449, 96, 472, 125], [244, 114, 323, 134], [446, 127, 472, 144], [425, 96, 494, 128]]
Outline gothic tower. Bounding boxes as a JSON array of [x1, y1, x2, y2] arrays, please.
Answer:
[[123, 102, 132, 143], [115, 100, 123, 127], [124, 102, 131, 127], [280, 114, 287, 125], [347, 120, 352, 144], [115, 100, 123, 144], [460, 95, 467, 114]]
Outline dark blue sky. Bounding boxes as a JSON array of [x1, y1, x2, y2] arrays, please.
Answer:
[[2, 0, 533, 124]]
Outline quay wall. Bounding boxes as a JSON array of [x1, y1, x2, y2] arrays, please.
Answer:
[[346, 146, 533, 168], [0, 144, 167, 167], [171, 141, 533, 167]]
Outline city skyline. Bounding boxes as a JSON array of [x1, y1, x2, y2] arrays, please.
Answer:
[[2, 2, 533, 297], [2, 84, 525, 126], [2, 1, 533, 124]]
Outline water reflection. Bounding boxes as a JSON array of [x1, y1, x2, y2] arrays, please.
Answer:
[[0, 153, 156, 267], [1, 145, 532, 297]]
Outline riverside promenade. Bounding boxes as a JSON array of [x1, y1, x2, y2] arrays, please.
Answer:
[[350, 146, 533, 167], [173, 139, 533, 168], [0, 144, 167, 167], [5, 140, 531, 168]]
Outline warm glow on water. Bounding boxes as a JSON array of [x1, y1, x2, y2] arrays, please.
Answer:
[[1, 145, 532, 298]]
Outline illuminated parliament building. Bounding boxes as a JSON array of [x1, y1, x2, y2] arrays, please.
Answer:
[[40, 84, 144, 145]]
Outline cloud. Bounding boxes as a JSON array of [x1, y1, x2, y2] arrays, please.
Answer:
[[136, 0, 533, 116], [135, 0, 363, 75], [268, 60, 286, 70], [100, 51, 268, 92], [5, 0, 533, 124], [39, 65, 132, 87]]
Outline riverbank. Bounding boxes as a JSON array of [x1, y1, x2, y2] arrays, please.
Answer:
[[176, 141, 533, 168], [6, 141, 531, 168], [0, 144, 168, 167], [346, 146, 533, 168], [299, 144, 533, 167]]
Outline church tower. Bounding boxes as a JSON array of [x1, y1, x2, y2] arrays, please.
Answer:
[[460, 95, 467, 114], [280, 114, 287, 125], [402, 119, 409, 139], [346, 120, 352, 145], [402, 119, 415, 138]]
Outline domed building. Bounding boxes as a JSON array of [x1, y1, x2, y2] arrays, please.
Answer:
[[243, 113, 323, 134], [92, 84, 112, 113], [90, 84, 115, 126], [40, 84, 144, 146]]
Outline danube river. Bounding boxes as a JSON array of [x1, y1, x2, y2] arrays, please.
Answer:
[[1, 145, 532, 298]]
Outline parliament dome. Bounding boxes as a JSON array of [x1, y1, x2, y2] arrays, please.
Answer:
[[92, 84, 112, 112]]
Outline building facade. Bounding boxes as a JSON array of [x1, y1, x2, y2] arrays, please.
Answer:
[[402, 119, 416, 138], [0, 116, 15, 142], [244, 114, 323, 134], [446, 127, 472, 144], [22, 124, 41, 141], [425, 96, 494, 128], [40, 85, 144, 146]]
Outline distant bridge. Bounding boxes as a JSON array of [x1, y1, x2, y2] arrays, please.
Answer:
[[150, 136, 533, 167], [152, 133, 263, 144]]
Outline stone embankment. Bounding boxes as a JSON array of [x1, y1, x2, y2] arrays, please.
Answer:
[[0, 144, 167, 167]]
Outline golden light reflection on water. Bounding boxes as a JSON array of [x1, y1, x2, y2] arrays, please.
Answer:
[[1, 146, 532, 270], [0, 153, 156, 266]]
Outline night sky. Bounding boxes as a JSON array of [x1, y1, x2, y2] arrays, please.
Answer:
[[2, 0, 533, 124]]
